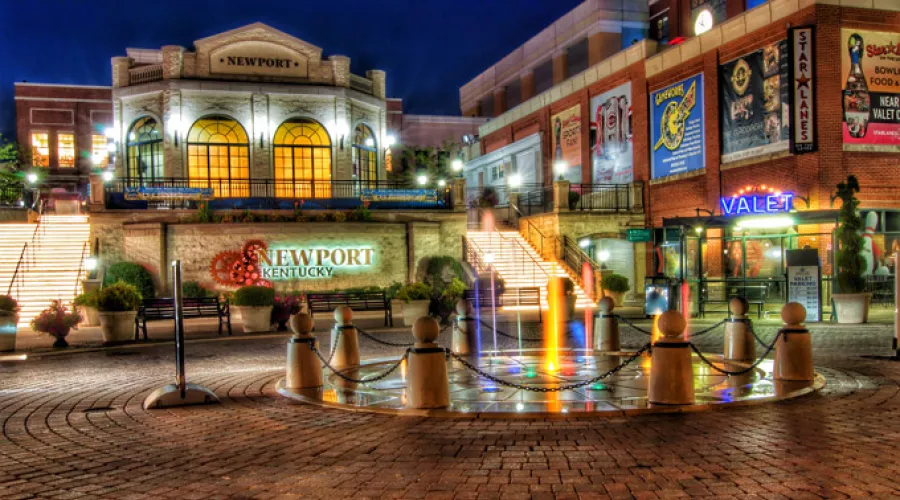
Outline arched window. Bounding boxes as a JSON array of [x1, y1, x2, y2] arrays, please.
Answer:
[[126, 117, 163, 184], [186, 116, 250, 197], [352, 124, 377, 185], [273, 118, 332, 198]]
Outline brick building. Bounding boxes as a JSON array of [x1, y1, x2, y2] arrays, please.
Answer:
[[468, 0, 900, 317]]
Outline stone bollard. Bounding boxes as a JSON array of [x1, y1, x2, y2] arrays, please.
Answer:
[[407, 316, 450, 409], [724, 297, 755, 362], [594, 297, 620, 352], [774, 302, 814, 381], [330, 305, 360, 371], [452, 299, 477, 355], [648, 310, 695, 405], [286, 313, 323, 389]]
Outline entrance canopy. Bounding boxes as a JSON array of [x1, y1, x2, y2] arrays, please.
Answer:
[[662, 209, 839, 229]]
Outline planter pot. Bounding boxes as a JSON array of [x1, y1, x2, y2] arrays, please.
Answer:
[[833, 293, 871, 324], [0, 313, 18, 352], [402, 300, 431, 327], [603, 291, 626, 307], [98, 311, 137, 344], [52, 336, 69, 348], [80, 306, 100, 327], [235, 305, 274, 333]]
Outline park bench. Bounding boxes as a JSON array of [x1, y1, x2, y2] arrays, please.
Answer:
[[306, 291, 393, 327], [135, 297, 231, 340], [699, 284, 766, 319]]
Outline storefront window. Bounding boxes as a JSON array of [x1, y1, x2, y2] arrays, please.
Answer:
[[31, 132, 49, 167], [127, 117, 163, 183], [57, 133, 75, 168], [351, 124, 377, 185], [91, 134, 109, 167], [187, 116, 250, 197], [273, 118, 332, 198]]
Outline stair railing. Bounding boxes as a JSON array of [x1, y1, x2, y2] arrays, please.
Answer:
[[561, 235, 603, 302], [73, 241, 88, 300], [6, 243, 28, 301], [488, 230, 552, 290]]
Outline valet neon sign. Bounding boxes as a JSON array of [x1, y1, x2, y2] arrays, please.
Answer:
[[720, 190, 794, 216]]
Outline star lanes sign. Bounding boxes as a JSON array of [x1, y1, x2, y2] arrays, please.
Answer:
[[789, 26, 817, 154]]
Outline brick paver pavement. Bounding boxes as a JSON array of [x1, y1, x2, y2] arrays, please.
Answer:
[[1, 320, 900, 499]]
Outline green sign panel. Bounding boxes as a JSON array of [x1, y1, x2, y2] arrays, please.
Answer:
[[626, 228, 652, 243]]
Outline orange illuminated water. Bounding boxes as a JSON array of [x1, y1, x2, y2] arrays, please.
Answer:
[[582, 262, 594, 350], [681, 281, 691, 340], [545, 269, 562, 372]]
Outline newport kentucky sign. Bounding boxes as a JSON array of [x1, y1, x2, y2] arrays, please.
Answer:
[[210, 41, 308, 78], [257, 245, 375, 280]]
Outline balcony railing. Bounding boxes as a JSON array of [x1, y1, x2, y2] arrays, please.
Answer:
[[568, 183, 635, 212], [129, 64, 164, 85], [104, 178, 453, 211]]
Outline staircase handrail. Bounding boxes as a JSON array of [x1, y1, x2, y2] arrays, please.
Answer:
[[462, 236, 488, 275], [561, 235, 603, 301], [74, 241, 88, 300], [7, 242, 28, 298], [489, 230, 552, 286], [507, 201, 562, 261]]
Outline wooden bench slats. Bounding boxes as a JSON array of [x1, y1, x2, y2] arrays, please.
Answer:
[[135, 297, 232, 340], [306, 292, 393, 327]]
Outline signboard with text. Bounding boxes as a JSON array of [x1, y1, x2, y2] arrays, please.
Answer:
[[551, 105, 582, 183], [720, 40, 790, 163], [650, 74, 705, 179], [210, 41, 308, 78], [789, 26, 816, 154], [841, 28, 900, 148], [788, 266, 820, 322], [590, 82, 633, 184]]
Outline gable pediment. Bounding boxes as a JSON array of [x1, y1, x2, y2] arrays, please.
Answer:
[[193, 23, 323, 78]]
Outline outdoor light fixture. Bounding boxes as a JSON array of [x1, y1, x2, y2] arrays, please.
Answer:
[[598, 250, 610, 262], [102, 170, 114, 182], [106, 142, 116, 154], [694, 226, 704, 235], [169, 116, 182, 147], [579, 239, 590, 249], [451, 158, 463, 172], [437, 179, 446, 187], [364, 138, 375, 148], [508, 174, 522, 188], [484, 252, 495, 264], [385, 135, 396, 147], [554, 160, 568, 180], [335, 120, 350, 150], [258, 123, 267, 148], [737, 215, 795, 229], [84, 257, 98, 272], [26, 173, 38, 184], [416, 174, 427, 185], [104, 126, 116, 140]]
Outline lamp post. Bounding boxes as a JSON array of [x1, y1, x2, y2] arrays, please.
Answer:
[[484, 252, 498, 355]]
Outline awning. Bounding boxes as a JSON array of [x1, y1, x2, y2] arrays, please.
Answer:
[[662, 209, 839, 228]]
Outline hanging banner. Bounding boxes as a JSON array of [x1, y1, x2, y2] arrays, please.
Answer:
[[720, 40, 790, 162], [841, 28, 900, 148], [650, 74, 705, 179], [789, 26, 816, 154], [590, 82, 633, 184], [550, 105, 582, 184]]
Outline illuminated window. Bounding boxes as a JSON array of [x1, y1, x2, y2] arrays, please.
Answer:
[[352, 124, 377, 185], [273, 118, 332, 198], [92, 135, 109, 168], [57, 133, 75, 168], [126, 117, 163, 184], [31, 132, 49, 167], [187, 116, 250, 197]]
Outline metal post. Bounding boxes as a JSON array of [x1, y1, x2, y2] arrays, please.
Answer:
[[895, 252, 899, 356], [173, 260, 186, 397]]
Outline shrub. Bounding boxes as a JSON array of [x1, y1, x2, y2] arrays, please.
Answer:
[[0, 295, 19, 314], [440, 278, 467, 309], [97, 282, 142, 312], [314, 213, 329, 222], [395, 283, 433, 302], [232, 285, 275, 307], [568, 191, 581, 210], [424, 256, 465, 296], [182, 281, 208, 298], [384, 282, 403, 300], [31, 300, 80, 337], [835, 175, 866, 294], [74, 290, 99, 308], [104, 262, 155, 299], [271, 292, 304, 330], [603, 274, 630, 294], [332, 212, 347, 223], [350, 202, 372, 222], [197, 202, 213, 223]]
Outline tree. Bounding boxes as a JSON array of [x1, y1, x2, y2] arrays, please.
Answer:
[[835, 175, 865, 294], [389, 140, 460, 188], [0, 134, 30, 171]]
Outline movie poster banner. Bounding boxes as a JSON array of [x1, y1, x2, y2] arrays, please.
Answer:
[[719, 40, 790, 163], [650, 74, 705, 179], [842, 28, 900, 147], [590, 82, 633, 184], [550, 105, 582, 184]]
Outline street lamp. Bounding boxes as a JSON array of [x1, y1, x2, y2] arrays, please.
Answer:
[[416, 174, 428, 186], [451, 158, 463, 172], [554, 160, 568, 180], [26, 173, 38, 184], [508, 174, 522, 189], [102, 170, 114, 182], [385, 135, 396, 147], [437, 179, 446, 187]]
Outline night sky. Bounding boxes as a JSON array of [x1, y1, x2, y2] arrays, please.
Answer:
[[0, 0, 583, 139]]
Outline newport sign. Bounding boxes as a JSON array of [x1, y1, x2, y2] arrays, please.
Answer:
[[256, 246, 375, 280], [720, 192, 794, 216]]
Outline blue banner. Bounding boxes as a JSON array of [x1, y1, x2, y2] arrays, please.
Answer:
[[360, 189, 437, 203], [650, 74, 705, 179], [124, 187, 214, 201]]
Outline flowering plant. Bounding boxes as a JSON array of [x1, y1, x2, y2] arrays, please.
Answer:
[[31, 300, 80, 338], [271, 292, 304, 331]]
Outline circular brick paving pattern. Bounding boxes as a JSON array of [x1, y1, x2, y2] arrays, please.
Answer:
[[0, 322, 899, 499]]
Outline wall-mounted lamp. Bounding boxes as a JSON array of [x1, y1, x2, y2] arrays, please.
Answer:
[[168, 116, 183, 147], [104, 126, 116, 141], [451, 158, 463, 172], [385, 135, 396, 147], [508, 174, 522, 189], [364, 137, 374, 148], [26, 173, 38, 184], [554, 159, 568, 180], [101, 170, 114, 182], [437, 179, 446, 187], [416, 174, 428, 186], [334, 120, 350, 150]]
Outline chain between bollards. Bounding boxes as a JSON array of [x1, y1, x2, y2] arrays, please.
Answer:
[[745, 319, 771, 347], [477, 319, 543, 342], [312, 344, 411, 384], [689, 331, 781, 376], [690, 319, 727, 337], [356, 327, 415, 347], [446, 343, 651, 392], [615, 315, 653, 335]]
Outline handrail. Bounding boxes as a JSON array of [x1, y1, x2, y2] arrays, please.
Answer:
[[561, 235, 602, 301], [73, 241, 88, 300], [7, 243, 28, 298]]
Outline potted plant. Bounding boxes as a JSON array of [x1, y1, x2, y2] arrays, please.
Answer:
[[602, 274, 630, 307], [271, 292, 303, 331], [833, 175, 870, 323], [103, 261, 156, 299], [31, 300, 80, 348], [385, 281, 404, 318], [0, 295, 19, 352], [438, 278, 467, 324], [97, 282, 142, 344], [74, 290, 100, 326], [568, 191, 582, 210], [232, 285, 275, 333], [396, 282, 434, 326]]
